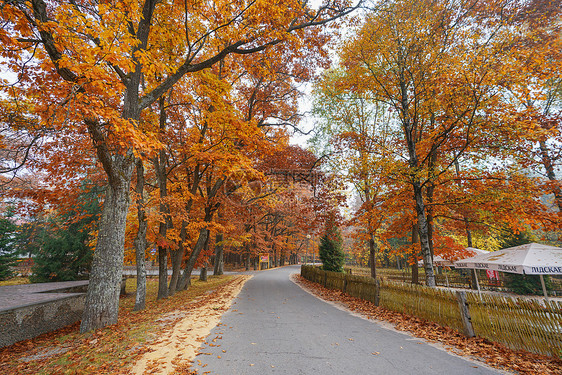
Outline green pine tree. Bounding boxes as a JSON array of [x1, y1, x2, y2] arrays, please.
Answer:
[[319, 213, 345, 272], [17, 216, 47, 259], [0, 209, 19, 280], [30, 186, 101, 283]]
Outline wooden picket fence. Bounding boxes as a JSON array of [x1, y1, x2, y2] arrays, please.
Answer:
[[379, 280, 465, 334], [466, 293, 562, 358], [302, 264, 325, 285], [345, 274, 379, 304], [301, 265, 562, 358], [302, 266, 379, 303]]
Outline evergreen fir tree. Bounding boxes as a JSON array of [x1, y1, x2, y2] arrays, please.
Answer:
[[0, 209, 19, 280], [318, 212, 345, 272], [17, 216, 47, 259], [31, 186, 101, 282]]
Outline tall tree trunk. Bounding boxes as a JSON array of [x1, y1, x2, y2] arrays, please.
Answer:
[[245, 242, 251, 271], [413, 182, 435, 287], [178, 201, 217, 290], [426, 116, 440, 262], [133, 159, 147, 311], [454, 160, 473, 247], [178, 175, 223, 289], [170, 164, 201, 292], [203, 231, 210, 267], [168, 222, 187, 295], [155, 96, 171, 300], [458, 159, 476, 291], [79, 0, 155, 331], [400, 75, 435, 287], [411, 223, 419, 285], [427, 190, 435, 260], [369, 235, 376, 279], [213, 233, 224, 276], [167, 249, 182, 296], [363, 184, 377, 279], [157, 247, 168, 299], [178, 227, 210, 290], [426, 148, 437, 260], [80, 162, 132, 332], [540, 140, 562, 212]]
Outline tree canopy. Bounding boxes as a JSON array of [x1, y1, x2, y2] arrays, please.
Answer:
[[1, 0, 357, 331], [1, 0, 560, 334], [311, 0, 562, 286]]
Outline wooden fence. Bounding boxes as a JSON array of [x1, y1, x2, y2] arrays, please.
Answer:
[[379, 279, 465, 334], [466, 293, 562, 358], [351, 266, 562, 295], [301, 265, 562, 358]]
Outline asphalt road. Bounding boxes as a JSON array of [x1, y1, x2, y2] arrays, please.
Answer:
[[192, 265, 505, 374]]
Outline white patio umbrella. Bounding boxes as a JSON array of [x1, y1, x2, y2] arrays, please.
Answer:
[[454, 243, 562, 300], [417, 248, 488, 287], [419, 247, 488, 267]]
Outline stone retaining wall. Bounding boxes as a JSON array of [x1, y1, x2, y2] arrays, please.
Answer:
[[0, 293, 85, 347]]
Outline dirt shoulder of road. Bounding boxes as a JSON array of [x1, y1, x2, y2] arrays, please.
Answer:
[[291, 274, 562, 375], [0, 275, 251, 375], [130, 275, 251, 375]]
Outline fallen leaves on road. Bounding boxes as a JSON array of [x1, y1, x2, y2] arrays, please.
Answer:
[[293, 274, 562, 375], [0, 275, 248, 375]]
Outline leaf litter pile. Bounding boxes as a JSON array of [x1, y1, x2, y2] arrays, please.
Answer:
[[0, 275, 250, 375], [293, 274, 562, 375]]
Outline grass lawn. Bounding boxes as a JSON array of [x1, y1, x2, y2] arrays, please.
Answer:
[[0, 277, 32, 286], [0, 275, 235, 374]]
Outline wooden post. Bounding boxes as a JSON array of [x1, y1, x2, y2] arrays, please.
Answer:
[[343, 275, 348, 293], [473, 269, 482, 300], [539, 274, 549, 302], [456, 291, 475, 337]]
